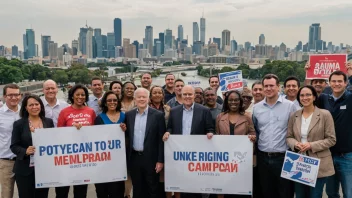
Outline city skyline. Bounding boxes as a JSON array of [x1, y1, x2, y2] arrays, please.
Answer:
[[1, 0, 351, 49]]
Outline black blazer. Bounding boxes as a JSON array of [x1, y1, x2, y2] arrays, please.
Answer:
[[10, 117, 54, 176], [125, 107, 165, 165], [167, 103, 214, 135]]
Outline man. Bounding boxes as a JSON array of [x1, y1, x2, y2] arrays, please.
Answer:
[[252, 81, 265, 104], [141, 72, 153, 91], [253, 74, 296, 198], [166, 79, 185, 108], [163, 73, 176, 103], [311, 79, 331, 96], [194, 87, 204, 104], [87, 77, 104, 115], [209, 75, 223, 105], [163, 85, 214, 198], [203, 87, 222, 125], [40, 80, 68, 127], [317, 70, 352, 198], [0, 84, 21, 198], [125, 88, 165, 198], [242, 87, 253, 114], [283, 76, 301, 109]]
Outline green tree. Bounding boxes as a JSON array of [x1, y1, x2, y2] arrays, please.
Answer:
[[0, 65, 24, 84], [52, 70, 69, 84]]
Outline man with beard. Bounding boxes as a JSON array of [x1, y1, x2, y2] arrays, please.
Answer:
[[209, 75, 223, 105], [163, 74, 176, 103], [283, 76, 301, 109], [203, 87, 222, 126], [166, 79, 185, 108], [194, 87, 204, 104], [88, 77, 105, 115], [141, 72, 153, 91]]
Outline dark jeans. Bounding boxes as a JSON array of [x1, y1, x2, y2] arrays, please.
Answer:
[[257, 151, 294, 198], [253, 166, 263, 198], [55, 184, 88, 198], [295, 177, 327, 198], [16, 172, 49, 198], [95, 181, 125, 198]]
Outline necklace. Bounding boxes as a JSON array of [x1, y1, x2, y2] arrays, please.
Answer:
[[29, 119, 43, 132]]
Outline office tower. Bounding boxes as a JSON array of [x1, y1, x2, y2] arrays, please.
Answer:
[[49, 42, 58, 59], [303, 43, 309, 52], [155, 41, 161, 57], [178, 25, 184, 41], [86, 27, 94, 58], [132, 40, 139, 58], [213, 38, 221, 51], [259, 34, 265, 45], [244, 42, 251, 51], [114, 18, 122, 46], [221, 30, 231, 51], [280, 42, 287, 53], [184, 47, 192, 62], [12, 45, 18, 57], [153, 39, 159, 56], [35, 44, 39, 57], [200, 16, 206, 43], [315, 40, 323, 51], [107, 33, 115, 58], [125, 44, 136, 58], [145, 26, 153, 55], [158, 32, 165, 55], [79, 27, 88, 55], [296, 41, 303, 51], [138, 49, 149, 59], [164, 29, 173, 50], [308, 23, 321, 51], [58, 46, 64, 61], [72, 40, 79, 55], [115, 46, 123, 57], [102, 35, 107, 57], [41, 35, 51, 57], [193, 22, 199, 42], [328, 42, 333, 52], [123, 38, 130, 47], [208, 43, 218, 56], [231, 40, 237, 54], [23, 29, 36, 59], [192, 41, 203, 55], [94, 28, 103, 57]]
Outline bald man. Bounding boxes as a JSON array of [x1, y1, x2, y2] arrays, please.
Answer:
[[40, 80, 68, 127]]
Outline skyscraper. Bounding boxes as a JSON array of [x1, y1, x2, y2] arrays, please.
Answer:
[[132, 40, 139, 58], [107, 33, 115, 58], [155, 41, 161, 57], [193, 22, 199, 42], [308, 23, 321, 51], [259, 34, 265, 45], [231, 40, 237, 54], [114, 18, 122, 46], [159, 33, 165, 55], [94, 28, 103, 57], [200, 17, 206, 43], [79, 27, 88, 55], [41, 35, 51, 57], [23, 29, 36, 59], [102, 35, 107, 57], [244, 42, 251, 51], [178, 25, 184, 41], [49, 42, 58, 59], [213, 38, 221, 51], [72, 40, 79, 55], [145, 26, 153, 55], [296, 41, 303, 51], [221, 30, 231, 51], [86, 27, 94, 58], [165, 29, 173, 50], [12, 45, 18, 57]]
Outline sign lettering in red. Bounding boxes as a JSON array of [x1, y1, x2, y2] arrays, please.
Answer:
[[226, 82, 243, 90], [306, 54, 347, 79]]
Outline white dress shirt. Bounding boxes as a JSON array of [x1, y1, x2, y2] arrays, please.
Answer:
[[41, 97, 68, 127], [0, 104, 20, 159]]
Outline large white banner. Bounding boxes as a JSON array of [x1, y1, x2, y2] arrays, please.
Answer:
[[165, 135, 253, 195], [32, 125, 127, 188]]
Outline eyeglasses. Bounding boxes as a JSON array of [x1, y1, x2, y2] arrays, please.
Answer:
[[106, 99, 118, 103], [299, 93, 312, 98], [6, 94, 21, 98]]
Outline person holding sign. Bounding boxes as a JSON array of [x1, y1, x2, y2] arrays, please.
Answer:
[[286, 85, 336, 198], [56, 84, 96, 198], [94, 91, 127, 198], [11, 94, 54, 198]]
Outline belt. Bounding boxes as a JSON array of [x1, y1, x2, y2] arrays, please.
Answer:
[[132, 150, 143, 155], [0, 158, 16, 161], [259, 151, 285, 157]]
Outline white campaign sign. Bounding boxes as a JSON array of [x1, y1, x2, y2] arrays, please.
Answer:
[[165, 135, 253, 195], [32, 125, 127, 188]]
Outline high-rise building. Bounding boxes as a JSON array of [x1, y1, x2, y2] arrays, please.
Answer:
[[193, 22, 199, 42], [280, 42, 287, 52], [259, 34, 265, 45], [308, 23, 321, 51], [49, 42, 58, 59], [72, 40, 79, 55], [164, 29, 173, 50], [192, 41, 203, 55], [102, 35, 108, 57], [12, 45, 18, 57], [221, 30, 231, 51], [86, 27, 94, 58], [159, 33, 165, 55], [145, 26, 153, 55], [155, 41, 161, 57], [123, 38, 130, 47], [23, 29, 36, 59], [153, 39, 159, 56], [115, 46, 123, 58], [107, 33, 115, 58], [200, 17, 206, 43], [296, 41, 303, 51], [79, 27, 88, 55], [35, 44, 39, 57], [178, 25, 184, 41], [132, 40, 139, 58], [208, 43, 218, 56], [41, 35, 51, 57], [213, 38, 221, 51], [231, 40, 237, 54], [244, 42, 251, 51], [125, 44, 136, 58], [94, 28, 103, 57], [114, 18, 122, 46]]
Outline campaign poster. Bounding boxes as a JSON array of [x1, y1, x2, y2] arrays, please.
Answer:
[[281, 151, 320, 187], [306, 54, 347, 79], [32, 125, 127, 188], [165, 135, 253, 195], [219, 71, 243, 92]]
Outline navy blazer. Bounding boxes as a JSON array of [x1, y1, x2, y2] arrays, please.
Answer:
[[11, 117, 54, 176]]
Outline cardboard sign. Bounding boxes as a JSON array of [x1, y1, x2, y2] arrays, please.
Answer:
[[306, 54, 347, 79]]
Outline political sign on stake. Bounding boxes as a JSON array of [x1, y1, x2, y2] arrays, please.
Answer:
[[165, 135, 253, 195], [281, 151, 320, 187], [219, 70, 243, 92], [306, 54, 347, 79], [32, 125, 127, 188]]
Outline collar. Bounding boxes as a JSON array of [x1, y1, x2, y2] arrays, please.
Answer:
[[2, 103, 20, 113], [263, 94, 283, 106], [41, 96, 60, 107], [136, 106, 149, 115], [183, 103, 195, 111], [330, 90, 346, 101], [90, 93, 104, 101]]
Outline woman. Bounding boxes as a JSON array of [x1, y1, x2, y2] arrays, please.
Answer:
[[121, 82, 137, 112], [215, 90, 256, 198], [94, 91, 127, 198], [11, 94, 54, 198], [149, 85, 170, 120], [56, 84, 96, 198], [287, 85, 336, 198], [109, 81, 123, 99]]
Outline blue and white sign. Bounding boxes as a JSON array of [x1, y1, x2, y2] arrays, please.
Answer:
[[281, 151, 320, 187], [219, 71, 243, 92]]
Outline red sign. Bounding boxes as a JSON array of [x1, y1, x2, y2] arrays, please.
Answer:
[[306, 54, 347, 79], [226, 82, 243, 90]]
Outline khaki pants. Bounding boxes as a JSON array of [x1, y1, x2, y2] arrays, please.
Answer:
[[0, 159, 15, 198]]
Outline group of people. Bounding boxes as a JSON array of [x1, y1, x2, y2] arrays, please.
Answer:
[[0, 62, 351, 198]]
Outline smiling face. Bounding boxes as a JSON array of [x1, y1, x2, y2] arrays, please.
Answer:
[[106, 93, 118, 112], [4, 88, 21, 109], [141, 73, 152, 89], [329, 75, 347, 95], [299, 87, 315, 107], [174, 81, 185, 96], [252, 84, 264, 103], [26, 98, 41, 117], [204, 89, 217, 107], [91, 79, 104, 97], [134, 89, 149, 109], [227, 92, 240, 113], [43, 80, 58, 100], [311, 79, 327, 94], [263, 78, 280, 99], [182, 86, 195, 108], [285, 80, 299, 99], [165, 74, 175, 89], [124, 83, 135, 98], [194, 87, 204, 104], [209, 77, 220, 91], [151, 87, 164, 104], [111, 83, 122, 96], [73, 88, 86, 107]]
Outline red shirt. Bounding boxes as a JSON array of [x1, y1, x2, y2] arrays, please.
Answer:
[[57, 106, 96, 127]]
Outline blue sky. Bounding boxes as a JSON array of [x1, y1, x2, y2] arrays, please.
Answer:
[[0, 0, 351, 50]]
